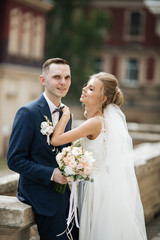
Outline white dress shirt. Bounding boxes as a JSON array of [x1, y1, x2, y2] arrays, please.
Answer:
[[43, 92, 64, 127]]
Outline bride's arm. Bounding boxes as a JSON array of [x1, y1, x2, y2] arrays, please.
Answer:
[[50, 106, 101, 146]]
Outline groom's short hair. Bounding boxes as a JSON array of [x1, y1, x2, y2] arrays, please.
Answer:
[[42, 58, 69, 76]]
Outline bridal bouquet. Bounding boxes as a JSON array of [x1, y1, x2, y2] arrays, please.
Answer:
[[54, 140, 95, 194], [54, 141, 95, 233]]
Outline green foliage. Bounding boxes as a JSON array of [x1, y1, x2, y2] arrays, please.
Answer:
[[45, 0, 110, 103]]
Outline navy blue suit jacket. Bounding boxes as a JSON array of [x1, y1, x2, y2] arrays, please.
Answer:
[[7, 94, 72, 216]]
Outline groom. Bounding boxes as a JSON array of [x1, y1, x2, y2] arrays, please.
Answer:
[[7, 58, 78, 240]]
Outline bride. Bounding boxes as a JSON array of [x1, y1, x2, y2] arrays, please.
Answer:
[[50, 72, 147, 240]]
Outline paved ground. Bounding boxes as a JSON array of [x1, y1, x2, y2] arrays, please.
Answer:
[[0, 169, 159, 239]]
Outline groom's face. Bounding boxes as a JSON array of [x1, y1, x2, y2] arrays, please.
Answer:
[[40, 63, 71, 103]]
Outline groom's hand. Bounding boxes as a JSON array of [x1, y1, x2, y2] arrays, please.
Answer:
[[52, 168, 68, 184]]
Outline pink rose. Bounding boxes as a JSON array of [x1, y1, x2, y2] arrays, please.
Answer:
[[69, 160, 77, 169], [77, 163, 83, 170]]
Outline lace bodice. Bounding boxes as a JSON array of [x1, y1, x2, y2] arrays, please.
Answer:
[[79, 117, 106, 175]]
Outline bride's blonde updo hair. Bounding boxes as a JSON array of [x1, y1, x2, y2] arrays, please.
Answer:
[[90, 72, 123, 111]]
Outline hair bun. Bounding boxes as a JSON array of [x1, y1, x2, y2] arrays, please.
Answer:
[[112, 88, 123, 107]]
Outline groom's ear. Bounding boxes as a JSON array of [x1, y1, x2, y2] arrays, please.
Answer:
[[40, 75, 46, 86]]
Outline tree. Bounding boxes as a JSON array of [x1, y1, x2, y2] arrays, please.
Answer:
[[45, 0, 110, 103]]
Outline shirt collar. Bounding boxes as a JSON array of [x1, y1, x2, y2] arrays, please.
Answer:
[[43, 92, 63, 114]]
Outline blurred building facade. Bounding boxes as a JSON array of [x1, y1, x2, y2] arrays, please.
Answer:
[[0, 0, 52, 157], [91, 0, 160, 123], [0, 0, 160, 157]]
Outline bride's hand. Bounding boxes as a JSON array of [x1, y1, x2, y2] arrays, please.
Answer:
[[62, 106, 70, 120]]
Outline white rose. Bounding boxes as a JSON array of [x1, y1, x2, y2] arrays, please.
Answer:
[[41, 121, 49, 129], [40, 128, 48, 135], [41, 126, 54, 135], [84, 151, 95, 164], [47, 126, 54, 135], [72, 147, 82, 156], [63, 146, 71, 153], [40, 126, 49, 135], [64, 166, 75, 176], [56, 152, 63, 162]]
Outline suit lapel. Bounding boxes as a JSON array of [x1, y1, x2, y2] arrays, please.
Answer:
[[37, 95, 54, 149], [38, 94, 52, 123]]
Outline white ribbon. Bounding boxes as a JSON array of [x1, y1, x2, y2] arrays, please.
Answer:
[[47, 135, 50, 145], [56, 181, 79, 239], [67, 181, 79, 229]]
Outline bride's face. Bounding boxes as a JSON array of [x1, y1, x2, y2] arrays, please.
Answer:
[[80, 77, 103, 107]]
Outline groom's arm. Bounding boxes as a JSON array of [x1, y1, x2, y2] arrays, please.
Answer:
[[7, 107, 55, 186]]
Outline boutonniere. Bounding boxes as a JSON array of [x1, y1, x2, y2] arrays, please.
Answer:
[[40, 115, 54, 145]]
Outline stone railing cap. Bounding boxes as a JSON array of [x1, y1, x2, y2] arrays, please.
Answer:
[[0, 196, 34, 228], [133, 142, 160, 166]]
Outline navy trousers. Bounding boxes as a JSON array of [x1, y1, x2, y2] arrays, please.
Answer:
[[34, 207, 79, 240]]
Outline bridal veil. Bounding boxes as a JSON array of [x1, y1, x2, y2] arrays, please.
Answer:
[[103, 104, 147, 239]]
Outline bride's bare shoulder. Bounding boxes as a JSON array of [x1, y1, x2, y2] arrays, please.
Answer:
[[82, 117, 102, 139], [82, 116, 102, 131]]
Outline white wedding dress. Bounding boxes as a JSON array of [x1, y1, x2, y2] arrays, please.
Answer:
[[78, 104, 147, 240]]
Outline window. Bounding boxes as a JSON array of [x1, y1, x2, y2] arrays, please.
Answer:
[[124, 10, 145, 41], [129, 12, 143, 36], [32, 16, 45, 59], [8, 8, 21, 55], [7, 8, 45, 61], [20, 13, 33, 57], [94, 58, 103, 72], [126, 59, 139, 85]]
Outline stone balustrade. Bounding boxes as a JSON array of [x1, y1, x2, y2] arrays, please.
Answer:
[[134, 142, 160, 223], [0, 196, 35, 240], [0, 173, 19, 196], [0, 142, 160, 239], [127, 123, 160, 145], [127, 123, 160, 133]]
